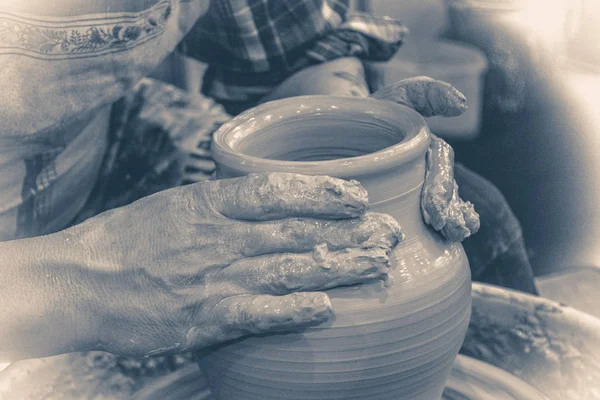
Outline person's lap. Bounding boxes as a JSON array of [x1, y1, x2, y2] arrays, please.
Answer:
[[454, 164, 538, 294]]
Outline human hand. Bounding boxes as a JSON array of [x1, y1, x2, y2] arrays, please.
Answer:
[[69, 173, 401, 357], [372, 77, 480, 241]]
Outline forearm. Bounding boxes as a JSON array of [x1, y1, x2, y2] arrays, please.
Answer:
[[0, 231, 100, 362], [259, 57, 370, 103]]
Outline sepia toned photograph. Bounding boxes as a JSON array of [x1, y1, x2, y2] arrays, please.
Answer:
[[1, 0, 599, 399]]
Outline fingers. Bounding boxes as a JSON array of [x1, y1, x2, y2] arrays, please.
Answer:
[[217, 246, 390, 296], [371, 76, 467, 118], [420, 136, 480, 241], [440, 183, 480, 242], [237, 212, 403, 258], [426, 180, 480, 242], [182, 215, 399, 350], [421, 135, 455, 230], [209, 173, 368, 221], [186, 292, 333, 347], [461, 200, 481, 235]]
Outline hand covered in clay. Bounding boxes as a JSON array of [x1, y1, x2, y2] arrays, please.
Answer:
[[372, 77, 480, 241], [68, 173, 401, 357]]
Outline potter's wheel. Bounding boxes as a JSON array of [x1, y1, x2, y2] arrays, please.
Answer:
[[2, 283, 599, 399], [130, 354, 548, 400], [443, 355, 548, 400]]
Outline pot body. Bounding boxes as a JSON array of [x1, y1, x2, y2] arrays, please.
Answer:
[[199, 96, 472, 400]]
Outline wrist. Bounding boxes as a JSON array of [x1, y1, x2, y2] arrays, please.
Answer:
[[0, 231, 102, 361], [41, 228, 105, 354]]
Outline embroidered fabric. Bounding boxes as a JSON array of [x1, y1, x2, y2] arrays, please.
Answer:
[[0, 0, 210, 240]]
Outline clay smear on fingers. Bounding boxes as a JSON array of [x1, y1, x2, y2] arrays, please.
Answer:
[[224, 292, 332, 334], [219, 173, 368, 221], [218, 245, 391, 296], [419, 136, 480, 241], [421, 136, 455, 230], [234, 212, 402, 259], [441, 182, 480, 242], [372, 76, 467, 118], [184, 292, 333, 350]]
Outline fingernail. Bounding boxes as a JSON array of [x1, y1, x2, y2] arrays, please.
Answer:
[[358, 214, 403, 249], [312, 243, 329, 265], [297, 293, 332, 324], [442, 221, 471, 242], [328, 247, 391, 277], [453, 89, 468, 112], [355, 249, 391, 277], [324, 178, 368, 216]]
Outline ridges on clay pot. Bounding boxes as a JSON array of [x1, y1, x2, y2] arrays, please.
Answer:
[[200, 96, 472, 400]]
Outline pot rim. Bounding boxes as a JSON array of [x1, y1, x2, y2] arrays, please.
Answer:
[[211, 95, 431, 178]]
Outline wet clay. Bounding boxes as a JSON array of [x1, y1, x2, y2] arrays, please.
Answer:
[[205, 95, 473, 400], [421, 136, 479, 242]]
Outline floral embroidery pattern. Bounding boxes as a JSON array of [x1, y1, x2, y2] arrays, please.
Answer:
[[0, 0, 172, 58]]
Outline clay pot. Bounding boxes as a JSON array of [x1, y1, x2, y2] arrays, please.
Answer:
[[199, 96, 472, 400]]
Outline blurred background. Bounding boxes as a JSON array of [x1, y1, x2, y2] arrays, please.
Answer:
[[154, 0, 600, 292], [368, 0, 600, 274], [360, 0, 600, 313]]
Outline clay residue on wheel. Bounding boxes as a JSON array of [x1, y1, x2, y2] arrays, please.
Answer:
[[462, 304, 600, 400]]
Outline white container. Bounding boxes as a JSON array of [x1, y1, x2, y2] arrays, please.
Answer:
[[370, 39, 488, 139]]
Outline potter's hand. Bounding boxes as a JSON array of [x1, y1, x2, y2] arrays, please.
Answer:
[[63, 173, 401, 358], [372, 77, 480, 241], [371, 76, 468, 117], [421, 136, 480, 241]]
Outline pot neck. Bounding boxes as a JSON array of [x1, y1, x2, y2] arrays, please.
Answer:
[[355, 152, 427, 208], [349, 150, 428, 243]]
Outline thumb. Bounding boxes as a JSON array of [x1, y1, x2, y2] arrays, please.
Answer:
[[371, 76, 467, 118]]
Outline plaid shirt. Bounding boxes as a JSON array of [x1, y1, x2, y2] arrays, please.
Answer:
[[181, 0, 408, 103]]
